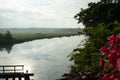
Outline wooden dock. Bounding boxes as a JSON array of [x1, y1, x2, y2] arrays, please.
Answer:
[[0, 65, 34, 80]]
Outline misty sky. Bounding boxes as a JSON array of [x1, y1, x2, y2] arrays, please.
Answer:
[[0, 0, 100, 28]]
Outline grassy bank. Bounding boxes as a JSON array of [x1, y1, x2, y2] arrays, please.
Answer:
[[0, 28, 81, 44], [12, 32, 78, 44]]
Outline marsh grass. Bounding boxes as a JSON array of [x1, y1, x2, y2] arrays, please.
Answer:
[[11, 32, 78, 43]]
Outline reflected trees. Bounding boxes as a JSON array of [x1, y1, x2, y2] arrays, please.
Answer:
[[0, 31, 15, 53]]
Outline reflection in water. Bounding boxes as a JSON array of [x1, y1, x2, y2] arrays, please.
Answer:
[[0, 44, 13, 53], [0, 35, 85, 80]]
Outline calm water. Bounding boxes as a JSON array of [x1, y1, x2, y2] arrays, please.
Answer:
[[0, 35, 85, 80]]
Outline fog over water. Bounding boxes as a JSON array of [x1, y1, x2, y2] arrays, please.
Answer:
[[0, 35, 85, 80]]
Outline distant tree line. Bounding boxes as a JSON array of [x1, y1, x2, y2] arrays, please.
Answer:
[[0, 31, 15, 44]]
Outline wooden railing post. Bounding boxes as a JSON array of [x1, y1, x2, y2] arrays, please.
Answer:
[[14, 66, 16, 73], [19, 77, 22, 80], [25, 76, 30, 80], [6, 77, 8, 80], [3, 66, 4, 73], [22, 65, 24, 71]]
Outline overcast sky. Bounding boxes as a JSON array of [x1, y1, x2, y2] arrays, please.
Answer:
[[0, 0, 100, 28]]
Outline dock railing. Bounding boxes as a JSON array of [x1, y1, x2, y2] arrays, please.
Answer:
[[0, 65, 24, 73], [0, 65, 34, 80]]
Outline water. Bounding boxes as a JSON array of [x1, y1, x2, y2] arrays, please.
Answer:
[[0, 35, 85, 80]]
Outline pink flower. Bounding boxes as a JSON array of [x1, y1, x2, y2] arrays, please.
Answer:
[[107, 35, 115, 41], [110, 49, 118, 58], [101, 74, 110, 80], [100, 46, 110, 56], [116, 73, 120, 78], [99, 59, 105, 66], [109, 54, 117, 67], [99, 33, 120, 80], [110, 45, 120, 57], [116, 33, 120, 42], [116, 58, 120, 71], [111, 73, 117, 80], [107, 35, 116, 46]]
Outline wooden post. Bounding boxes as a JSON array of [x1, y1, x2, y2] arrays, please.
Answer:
[[22, 65, 24, 72], [19, 77, 22, 80], [6, 78, 8, 80], [13, 77, 15, 80], [25, 76, 30, 80], [3, 66, 4, 73], [14, 66, 16, 73]]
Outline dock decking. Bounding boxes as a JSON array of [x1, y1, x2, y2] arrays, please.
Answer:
[[0, 65, 34, 80]]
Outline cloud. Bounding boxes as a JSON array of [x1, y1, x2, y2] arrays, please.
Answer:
[[0, 0, 100, 28]]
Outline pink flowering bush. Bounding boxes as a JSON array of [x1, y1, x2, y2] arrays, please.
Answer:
[[100, 33, 120, 80]]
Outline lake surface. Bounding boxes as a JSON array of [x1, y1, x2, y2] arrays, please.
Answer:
[[0, 35, 85, 80]]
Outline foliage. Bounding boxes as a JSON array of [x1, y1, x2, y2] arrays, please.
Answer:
[[69, 24, 114, 73], [0, 31, 14, 44], [99, 33, 120, 80], [74, 2, 120, 27], [69, 0, 120, 73], [0, 31, 15, 53], [57, 71, 102, 80], [58, 25, 120, 79]]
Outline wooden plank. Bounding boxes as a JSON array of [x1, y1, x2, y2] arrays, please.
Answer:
[[0, 69, 24, 71], [0, 65, 24, 67], [0, 73, 34, 78]]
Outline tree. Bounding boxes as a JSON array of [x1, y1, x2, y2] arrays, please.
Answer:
[[74, 2, 120, 27], [70, 0, 120, 73], [69, 24, 113, 73], [0, 33, 4, 42], [0, 31, 14, 53], [0, 31, 14, 44], [4, 31, 14, 43]]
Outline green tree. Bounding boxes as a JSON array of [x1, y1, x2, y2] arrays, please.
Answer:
[[118, 0, 120, 3], [5, 31, 14, 43], [0, 33, 5, 43], [0, 31, 14, 44], [74, 2, 120, 27], [70, 0, 120, 73], [69, 24, 114, 73]]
